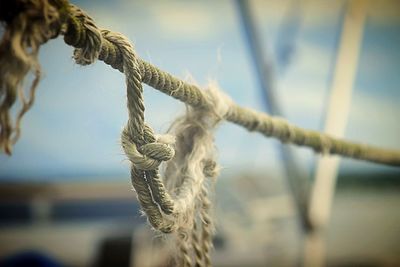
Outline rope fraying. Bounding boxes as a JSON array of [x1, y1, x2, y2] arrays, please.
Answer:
[[64, 4, 102, 65], [0, 0, 63, 154], [2, 2, 400, 266]]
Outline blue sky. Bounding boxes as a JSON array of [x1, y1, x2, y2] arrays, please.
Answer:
[[0, 0, 399, 181]]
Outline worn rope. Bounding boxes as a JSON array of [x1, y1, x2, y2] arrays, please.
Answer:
[[2, 1, 400, 266], [199, 182, 214, 267], [0, 0, 66, 154], [2, 1, 400, 167], [138, 60, 400, 166], [63, 5, 400, 167], [67, 12, 225, 266], [192, 220, 204, 267], [178, 229, 192, 267]]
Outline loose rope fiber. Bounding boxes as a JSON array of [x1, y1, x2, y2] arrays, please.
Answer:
[[1, 1, 400, 266], [0, 0, 65, 154]]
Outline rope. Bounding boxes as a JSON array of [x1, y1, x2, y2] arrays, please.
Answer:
[[1, 1, 400, 266], [64, 6, 400, 167], [2, 1, 399, 166], [178, 230, 192, 267], [199, 182, 214, 267], [141, 62, 400, 167], [0, 0, 64, 154]]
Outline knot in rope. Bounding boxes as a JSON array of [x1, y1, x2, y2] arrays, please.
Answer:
[[121, 128, 175, 171], [64, 5, 170, 173]]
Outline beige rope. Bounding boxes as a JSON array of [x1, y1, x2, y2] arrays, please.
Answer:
[[199, 181, 214, 267], [2, 1, 399, 166], [192, 221, 204, 267], [178, 230, 192, 267], [0, 0, 64, 154], [63, 4, 400, 168], [65, 10, 400, 167], [2, 1, 400, 266]]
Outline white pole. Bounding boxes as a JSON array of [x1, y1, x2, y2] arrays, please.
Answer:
[[305, 1, 367, 266]]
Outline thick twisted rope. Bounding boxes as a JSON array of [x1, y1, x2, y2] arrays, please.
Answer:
[[63, 4, 177, 233], [61, 5, 400, 167], [192, 221, 204, 267], [65, 14, 225, 266], [65, 11, 225, 267], [1, 1, 400, 166], [199, 183, 214, 267], [2, 1, 400, 266], [178, 230, 192, 267]]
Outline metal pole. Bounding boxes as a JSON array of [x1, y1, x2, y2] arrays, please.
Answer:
[[235, 0, 312, 232]]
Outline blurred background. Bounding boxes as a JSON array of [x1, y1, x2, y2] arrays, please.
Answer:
[[0, 0, 399, 266]]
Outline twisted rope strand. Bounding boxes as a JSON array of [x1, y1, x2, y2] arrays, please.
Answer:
[[2, 2, 400, 267], [226, 105, 400, 166], [64, 5, 180, 233], [200, 184, 213, 267], [131, 60, 400, 167], [134, 57, 400, 166], [64, 5, 229, 242], [178, 230, 192, 267], [1, 1, 400, 165], [66, 5, 400, 170], [192, 221, 204, 267], [62, 3, 400, 168]]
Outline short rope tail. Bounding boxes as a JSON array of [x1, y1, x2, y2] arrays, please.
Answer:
[[192, 220, 204, 267], [200, 194, 213, 267], [177, 229, 192, 267], [162, 85, 226, 266], [200, 159, 219, 267]]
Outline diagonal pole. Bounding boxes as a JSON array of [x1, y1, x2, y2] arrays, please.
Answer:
[[305, 1, 368, 266], [235, 0, 312, 234]]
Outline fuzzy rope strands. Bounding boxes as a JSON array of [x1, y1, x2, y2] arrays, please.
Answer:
[[122, 85, 224, 266], [2, 0, 400, 266], [1, 1, 400, 166], [0, 0, 67, 154]]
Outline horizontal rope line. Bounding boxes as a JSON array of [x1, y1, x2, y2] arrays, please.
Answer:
[[138, 59, 400, 167], [61, 3, 400, 167]]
